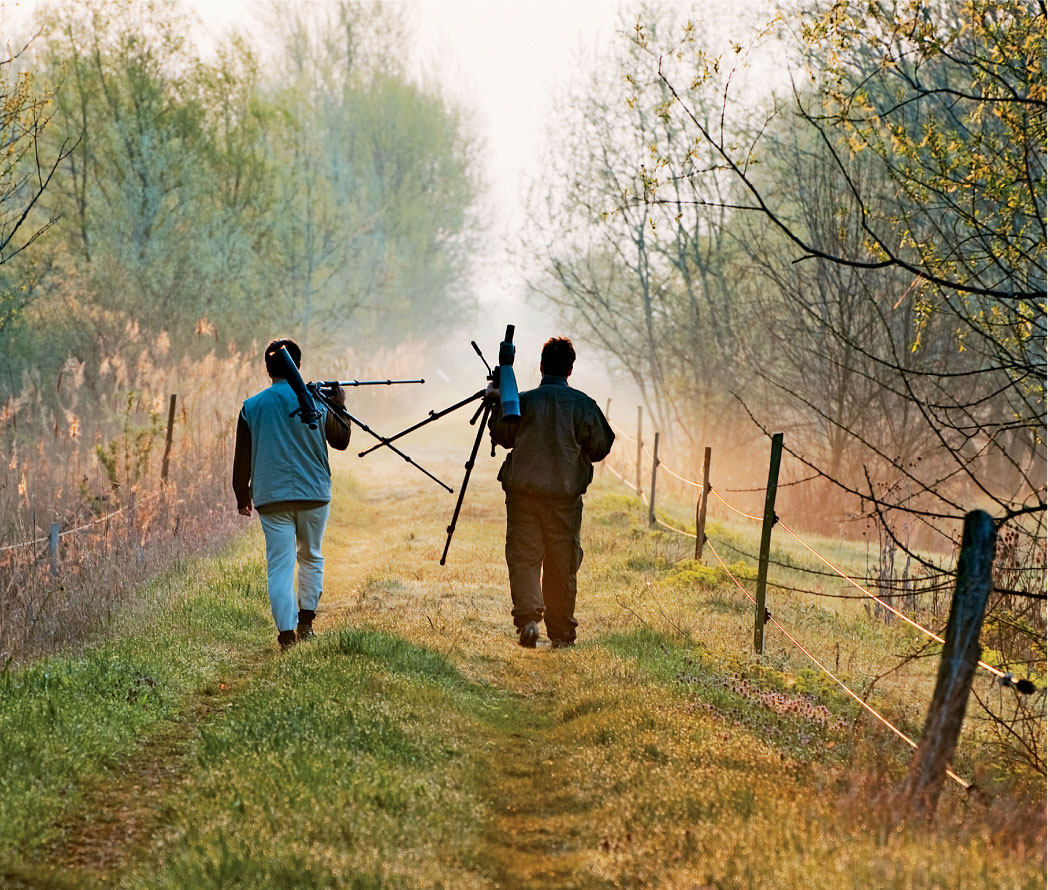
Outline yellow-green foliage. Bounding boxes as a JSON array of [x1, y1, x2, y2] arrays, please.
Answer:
[[665, 558, 723, 589]]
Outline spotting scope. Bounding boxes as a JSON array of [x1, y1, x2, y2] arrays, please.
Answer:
[[493, 325, 520, 422]]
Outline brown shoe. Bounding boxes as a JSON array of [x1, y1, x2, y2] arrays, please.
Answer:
[[278, 630, 297, 651]]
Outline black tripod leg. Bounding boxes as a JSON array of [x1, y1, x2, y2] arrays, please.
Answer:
[[357, 390, 486, 457], [323, 399, 454, 493], [441, 401, 492, 565]]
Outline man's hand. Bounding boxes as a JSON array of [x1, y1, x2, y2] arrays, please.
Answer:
[[238, 502, 253, 516], [485, 382, 500, 401], [325, 389, 351, 450]]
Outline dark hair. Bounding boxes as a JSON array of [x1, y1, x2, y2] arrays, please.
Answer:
[[265, 338, 301, 377], [540, 336, 575, 377]]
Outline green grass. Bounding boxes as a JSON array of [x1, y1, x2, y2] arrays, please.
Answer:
[[0, 460, 1042, 890], [0, 543, 274, 880], [124, 629, 498, 890]]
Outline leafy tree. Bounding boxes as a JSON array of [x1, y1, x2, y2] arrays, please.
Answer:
[[27, 0, 261, 359], [4, 0, 477, 374], [260, 0, 477, 347]]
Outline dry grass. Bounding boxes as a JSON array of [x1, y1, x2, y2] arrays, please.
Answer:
[[0, 334, 457, 665], [293, 441, 1044, 888], [0, 332, 257, 664]]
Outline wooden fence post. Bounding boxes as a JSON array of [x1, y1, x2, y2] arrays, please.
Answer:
[[648, 432, 660, 528], [695, 446, 711, 560], [49, 522, 60, 577], [127, 489, 136, 548], [161, 393, 177, 484], [901, 510, 996, 816], [754, 433, 783, 655], [635, 406, 643, 496]]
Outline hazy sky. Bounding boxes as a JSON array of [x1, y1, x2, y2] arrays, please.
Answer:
[[169, 0, 627, 373], [409, 0, 626, 360], [181, 0, 624, 212]]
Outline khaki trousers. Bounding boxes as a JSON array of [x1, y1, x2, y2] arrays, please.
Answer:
[[505, 492, 584, 642]]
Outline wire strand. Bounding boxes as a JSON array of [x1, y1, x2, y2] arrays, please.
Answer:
[[705, 539, 970, 790], [602, 455, 972, 790], [655, 516, 697, 539], [726, 473, 821, 492], [659, 462, 704, 489], [0, 491, 174, 554], [607, 418, 638, 446], [710, 486, 764, 522], [605, 461, 648, 506], [776, 519, 1005, 680], [606, 458, 1006, 680], [714, 537, 953, 587], [607, 420, 711, 491]]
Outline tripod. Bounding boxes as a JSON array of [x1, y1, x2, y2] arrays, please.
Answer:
[[274, 347, 452, 492], [361, 327, 519, 564]]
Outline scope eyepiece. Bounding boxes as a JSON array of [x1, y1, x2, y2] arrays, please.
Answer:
[[496, 324, 520, 421], [498, 324, 515, 367]]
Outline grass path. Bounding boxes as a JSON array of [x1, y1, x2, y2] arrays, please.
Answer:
[[1, 441, 1043, 889], [46, 648, 269, 881]]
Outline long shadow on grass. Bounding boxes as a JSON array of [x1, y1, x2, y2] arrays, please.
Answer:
[[323, 627, 465, 681]]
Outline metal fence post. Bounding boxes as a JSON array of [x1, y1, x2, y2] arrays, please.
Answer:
[[648, 432, 660, 528], [754, 433, 783, 654], [49, 522, 60, 577]]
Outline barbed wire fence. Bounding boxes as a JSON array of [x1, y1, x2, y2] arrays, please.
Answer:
[[0, 393, 242, 665], [602, 409, 1043, 813]]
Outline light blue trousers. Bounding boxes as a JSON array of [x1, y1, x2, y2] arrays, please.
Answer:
[[258, 503, 330, 632]]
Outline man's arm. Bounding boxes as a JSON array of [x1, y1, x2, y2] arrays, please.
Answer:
[[325, 386, 351, 451], [579, 400, 615, 462], [487, 395, 518, 449], [232, 410, 253, 515]]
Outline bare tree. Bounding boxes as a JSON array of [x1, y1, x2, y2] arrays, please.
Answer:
[[628, 0, 1045, 776], [0, 31, 76, 335], [638, 0, 1044, 528], [525, 5, 753, 449]]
